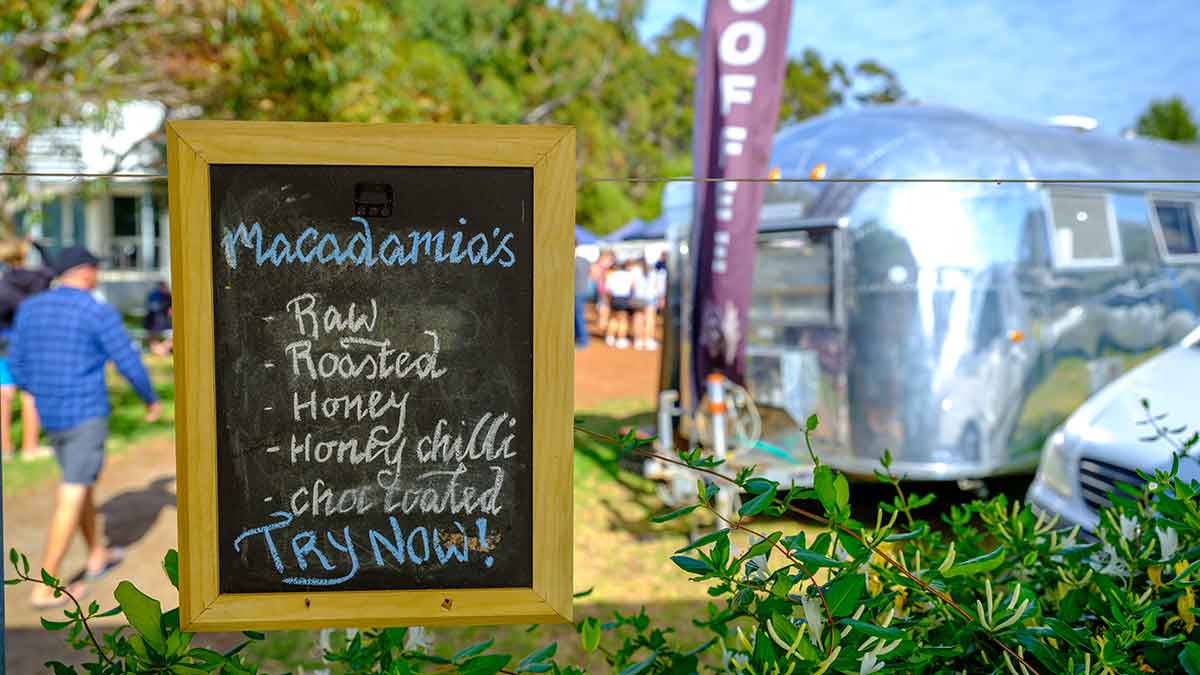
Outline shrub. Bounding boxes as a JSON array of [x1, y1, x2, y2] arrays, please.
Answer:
[[10, 410, 1200, 674]]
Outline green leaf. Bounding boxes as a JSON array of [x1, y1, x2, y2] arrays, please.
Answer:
[[1044, 618, 1087, 650], [788, 547, 845, 568], [670, 555, 713, 576], [813, 465, 837, 514], [840, 618, 904, 641], [1181, 643, 1200, 675], [884, 523, 927, 542], [128, 634, 151, 661], [40, 568, 59, 588], [618, 652, 658, 675], [738, 489, 775, 517], [824, 573, 865, 617], [189, 648, 227, 666], [580, 617, 601, 652], [114, 580, 167, 654], [40, 617, 72, 631], [944, 546, 1005, 578], [454, 639, 495, 662], [46, 662, 77, 675], [806, 414, 819, 431], [651, 504, 699, 523], [163, 550, 179, 589], [242, 631, 266, 641], [1172, 559, 1200, 584], [834, 474, 849, 512], [459, 654, 511, 675], [675, 528, 730, 554], [573, 588, 594, 599], [741, 532, 782, 562], [712, 534, 730, 570], [744, 478, 776, 494], [518, 643, 557, 672]]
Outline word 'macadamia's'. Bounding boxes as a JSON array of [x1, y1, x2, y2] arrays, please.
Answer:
[[220, 217, 516, 270]]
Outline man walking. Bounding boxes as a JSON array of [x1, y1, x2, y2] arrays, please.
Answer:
[[9, 246, 160, 607]]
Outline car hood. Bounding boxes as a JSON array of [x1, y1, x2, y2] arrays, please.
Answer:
[[1064, 345, 1200, 480]]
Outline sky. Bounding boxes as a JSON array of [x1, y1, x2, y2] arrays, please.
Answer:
[[638, 0, 1200, 134]]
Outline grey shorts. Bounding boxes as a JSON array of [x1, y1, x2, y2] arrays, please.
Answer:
[[47, 417, 109, 485]]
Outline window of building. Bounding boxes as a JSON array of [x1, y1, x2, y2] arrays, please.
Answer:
[[1151, 198, 1200, 259], [111, 196, 141, 269], [1046, 190, 1121, 268], [70, 199, 85, 246], [113, 197, 138, 237], [42, 197, 63, 244]]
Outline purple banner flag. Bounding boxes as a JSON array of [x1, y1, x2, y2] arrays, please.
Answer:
[[691, 0, 792, 388]]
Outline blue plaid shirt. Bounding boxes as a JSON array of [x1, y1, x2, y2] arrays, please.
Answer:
[[9, 287, 157, 431]]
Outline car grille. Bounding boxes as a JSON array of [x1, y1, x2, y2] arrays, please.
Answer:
[[1078, 457, 1146, 514]]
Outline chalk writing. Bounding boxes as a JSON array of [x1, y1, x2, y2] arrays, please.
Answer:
[[234, 512, 499, 584], [212, 164, 533, 594], [220, 218, 517, 270]]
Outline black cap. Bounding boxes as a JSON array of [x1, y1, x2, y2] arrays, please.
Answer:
[[52, 245, 101, 276]]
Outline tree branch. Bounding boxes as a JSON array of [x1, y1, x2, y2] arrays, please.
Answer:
[[522, 54, 612, 124], [10, 0, 151, 51]]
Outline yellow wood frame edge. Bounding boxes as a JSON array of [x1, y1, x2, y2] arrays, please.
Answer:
[[167, 121, 575, 631]]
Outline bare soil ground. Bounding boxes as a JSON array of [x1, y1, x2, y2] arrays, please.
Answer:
[[573, 341, 662, 409]]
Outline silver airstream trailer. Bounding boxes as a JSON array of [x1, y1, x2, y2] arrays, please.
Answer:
[[653, 105, 1200, 484]]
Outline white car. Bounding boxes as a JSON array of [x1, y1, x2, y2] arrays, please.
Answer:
[[1027, 326, 1200, 532]]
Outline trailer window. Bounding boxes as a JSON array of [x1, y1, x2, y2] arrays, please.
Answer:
[[1152, 199, 1200, 258], [1046, 191, 1120, 267], [750, 230, 835, 326]]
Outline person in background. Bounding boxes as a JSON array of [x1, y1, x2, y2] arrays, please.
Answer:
[[143, 280, 173, 356], [634, 257, 662, 351], [10, 245, 161, 608], [0, 237, 54, 461], [652, 251, 668, 347], [591, 250, 615, 334], [604, 259, 635, 349], [629, 258, 651, 350], [573, 251, 590, 348]]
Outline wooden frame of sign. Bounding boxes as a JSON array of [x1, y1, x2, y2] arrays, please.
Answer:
[[167, 121, 574, 630]]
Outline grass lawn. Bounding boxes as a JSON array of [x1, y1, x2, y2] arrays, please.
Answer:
[[1, 354, 176, 495]]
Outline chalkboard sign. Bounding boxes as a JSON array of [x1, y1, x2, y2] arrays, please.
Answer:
[[168, 122, 574, 630]]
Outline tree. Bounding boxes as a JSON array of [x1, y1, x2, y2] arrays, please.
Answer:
[[0, 0, 199, 230], [3, 1, 905, 235], [1135, 96, 1198, 143]]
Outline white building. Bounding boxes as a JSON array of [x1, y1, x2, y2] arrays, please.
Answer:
[[12, 102, 168, 314]]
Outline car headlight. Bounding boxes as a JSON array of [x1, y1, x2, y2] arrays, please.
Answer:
[[1037, 431, 1075, 498]]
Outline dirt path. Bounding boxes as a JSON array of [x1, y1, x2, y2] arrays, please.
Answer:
[[573, 341, 661, 408]]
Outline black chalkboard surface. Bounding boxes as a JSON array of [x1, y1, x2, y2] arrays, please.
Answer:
[[210, 164, 534, 594]]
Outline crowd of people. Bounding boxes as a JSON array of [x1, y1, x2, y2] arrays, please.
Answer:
[[0, 237, 166, 608], [574, 248, 666, 350]]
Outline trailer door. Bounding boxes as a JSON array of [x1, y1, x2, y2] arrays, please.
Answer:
[[744, 226, 849, 459]]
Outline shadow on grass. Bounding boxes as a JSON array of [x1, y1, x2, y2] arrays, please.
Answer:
[[572, 409, 683, 539]]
